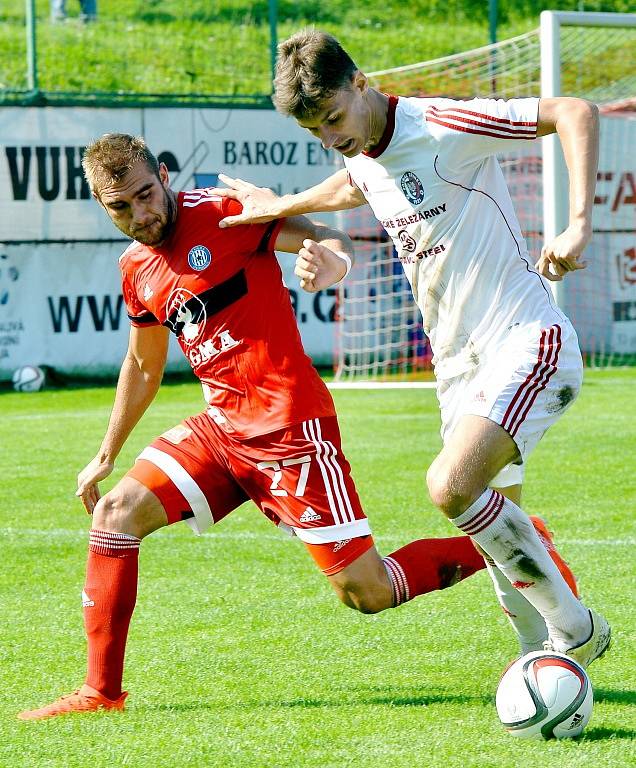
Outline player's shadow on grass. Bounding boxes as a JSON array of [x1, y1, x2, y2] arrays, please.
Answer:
[[153, 687, 635, 715], [368, 692, 493, 707], [593, 687, 636, 705], [153, 690, 493, 712], [581, 727, 636, 741]]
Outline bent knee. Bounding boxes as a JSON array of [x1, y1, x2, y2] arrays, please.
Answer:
[[331, 579, 390, 614], [93, 488, 137, 533], [92, 477, 167, 538], [426, 465, 475, 517]]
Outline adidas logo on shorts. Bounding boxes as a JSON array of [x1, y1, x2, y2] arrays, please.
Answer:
[[333, 538, 352, 553], [299, 506, 321, 523]]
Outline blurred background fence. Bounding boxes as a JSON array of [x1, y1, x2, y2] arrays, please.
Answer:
[[1, 0, 633, 106]]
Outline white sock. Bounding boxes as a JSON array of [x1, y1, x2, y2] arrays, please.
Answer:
[[485, 559, 547, 654], [452, 489, 590, 651]]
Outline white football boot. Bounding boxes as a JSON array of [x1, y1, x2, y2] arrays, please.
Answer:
[[544, 608, 611, 669]]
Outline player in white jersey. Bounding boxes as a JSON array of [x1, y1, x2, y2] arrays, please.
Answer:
[[213, 30, 611, 667]]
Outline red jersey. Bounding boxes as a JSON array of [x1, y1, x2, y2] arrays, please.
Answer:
[[119, 189, 335, 438]]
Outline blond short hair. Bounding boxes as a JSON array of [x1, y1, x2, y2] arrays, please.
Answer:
[[273, 29, 357, 119], [82, 133, 160, 196]]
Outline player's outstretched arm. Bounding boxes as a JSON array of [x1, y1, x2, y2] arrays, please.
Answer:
[[535, 97, 599, 281], [215, 168, 366, 228], [274, 215, 354, 293], [76, 324, 169, 514]]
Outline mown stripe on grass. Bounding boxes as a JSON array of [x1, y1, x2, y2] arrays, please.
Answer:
[[1, 528, 634, 547]]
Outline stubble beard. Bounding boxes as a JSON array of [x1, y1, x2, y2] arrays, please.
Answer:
[[133, 187, 177, 246]]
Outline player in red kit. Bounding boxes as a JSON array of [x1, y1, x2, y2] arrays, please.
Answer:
[[18, 134, 573, 720]]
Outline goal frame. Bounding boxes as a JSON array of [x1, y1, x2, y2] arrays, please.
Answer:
[[540, 10, 636, 306]]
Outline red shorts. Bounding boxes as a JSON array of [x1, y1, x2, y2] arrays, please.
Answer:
[[127, 412, 373, 575]]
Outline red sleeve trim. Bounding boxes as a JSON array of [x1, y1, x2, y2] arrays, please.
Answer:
[[426, 114, 536, 140], [427, 104, 537, 127]]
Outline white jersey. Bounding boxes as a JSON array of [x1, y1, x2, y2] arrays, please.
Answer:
[[344, 95, 570, 380]]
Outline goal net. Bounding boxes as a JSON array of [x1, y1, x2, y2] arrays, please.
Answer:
[[334, 12, 636, 380]]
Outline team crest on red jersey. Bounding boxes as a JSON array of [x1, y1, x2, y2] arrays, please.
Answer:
[[187, 245, 212, 271], [165, 288, 206, 345], [400, 171, 425, 206]]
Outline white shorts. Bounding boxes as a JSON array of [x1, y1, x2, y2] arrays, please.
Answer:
[[438, 323, 583, 487]]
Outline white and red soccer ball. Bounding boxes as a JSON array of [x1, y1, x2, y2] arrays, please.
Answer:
[[11, 365, 46, 392], [496, 651, 593, 740]]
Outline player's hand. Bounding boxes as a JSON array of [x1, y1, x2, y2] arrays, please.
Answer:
[[213, 174, 282, 228], [536, 224, 590, 282], [295, 239, 349, 293], [76, 456, 114, 514]]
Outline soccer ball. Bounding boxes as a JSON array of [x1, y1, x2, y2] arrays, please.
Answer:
[[496, 651, 593, 740], [12, 365, 46, 392]]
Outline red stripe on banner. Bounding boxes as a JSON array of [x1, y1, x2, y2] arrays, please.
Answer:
[[509, 325, 562, 437], [425, 115, 535, 140], [501, 329, 548, 430], [426, 107, 536, 136], [427, 104, 537, 127]]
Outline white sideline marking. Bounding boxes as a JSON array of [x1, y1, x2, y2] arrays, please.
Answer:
[[4, 404, 196, 422], [327, 381, 437, 390], [1, 528, 634, 547]]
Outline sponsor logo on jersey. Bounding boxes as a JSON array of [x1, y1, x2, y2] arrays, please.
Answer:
[[380, 204, 447, 230], [398, 229, 417, 253], [299, 506, 321, 523], [188, 330, 240, 366], [397, 242, 446, 265], [206, 405, 237, 433], [400, 171, 425, 205], [187, 245, 212, 271], [165, 288, 207, 345]]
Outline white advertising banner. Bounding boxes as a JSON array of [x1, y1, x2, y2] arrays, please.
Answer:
[[609, 234, 636, 354], [0, 106, 340, 241], [562, 115, 636, 355], [0, 105, 342, 377], [0, 242, 338, 378]]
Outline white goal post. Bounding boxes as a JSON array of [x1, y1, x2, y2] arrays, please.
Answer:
[[540, 10, 636, 309]]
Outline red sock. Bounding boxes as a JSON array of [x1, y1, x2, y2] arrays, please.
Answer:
[[383, 536, 485, 606], [83, 529, 140, 700]]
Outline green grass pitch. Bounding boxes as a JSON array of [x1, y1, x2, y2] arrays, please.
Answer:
[[1, 370, 634, 767]]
